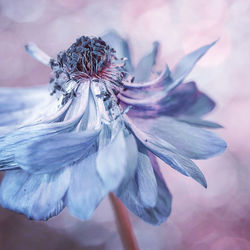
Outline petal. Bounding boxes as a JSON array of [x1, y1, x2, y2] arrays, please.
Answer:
[[102, 30, 134, 73], [134, 42, 159, 82], [169, 40, 217, 91], [0, 167, 71, 220], [132, 116, 227, 159], [119, 42, 216, 109], [117, 158, 172, 225], [0, 86, 51, 126], [182, 91, 216, 117], [136, 144, 158, 207], [177, 117, 223, 129], [0, 84, 92, 172], [127, 118, 207, 187], [65, 152, 107, 220], [158, 82, 215, 117], [25, 43, 51, 65], [14, 129, 100, 174], [0, 86, 49, 114], [96, 123, 138, 190]]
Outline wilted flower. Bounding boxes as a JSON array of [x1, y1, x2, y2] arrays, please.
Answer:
[[0, 31, 226, 225]]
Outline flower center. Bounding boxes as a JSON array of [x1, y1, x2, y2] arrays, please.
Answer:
[[49, 36, 127, 104], [57, 36, 116, 78]]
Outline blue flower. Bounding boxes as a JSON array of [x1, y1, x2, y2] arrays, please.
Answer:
[[0, 31, 226, 225]]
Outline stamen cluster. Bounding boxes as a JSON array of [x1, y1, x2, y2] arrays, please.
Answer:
[[58, 36, 116, 77], [49, 36, 127, 105]]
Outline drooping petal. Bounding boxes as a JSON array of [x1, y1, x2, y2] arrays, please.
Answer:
[[136, 143, 158, 207], [102, 30, 134, 73], [132, 116, 227, 159], [65, 151, 108, 220], [117, 153, 172, 225], [134, 42, 159, 82], [126, 117, 207, 187], [0, 83, 92, 172], [0, 167, 71, 220], [0, 86, 49, 114], [0, 86, 51, 126], [14, 129, 100, 174], [96, 122, 138, 190]]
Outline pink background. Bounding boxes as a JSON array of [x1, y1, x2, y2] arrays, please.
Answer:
[[0, 0, 249, 249]]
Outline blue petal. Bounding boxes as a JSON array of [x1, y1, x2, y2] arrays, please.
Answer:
[[134, 42, 159, 82], [132, 116, 227, 159], [169, 40, 217, 91], [127, 120, 207, 187], [117, 156, 172, 225], [136, 143, 157, 207], [0, 167, 71, 220], [14, 129, 100, 174], [96, 123, 138, 190], [102, 30, 134, 73], [65, 151, 107, 220], [0, 86, 50, 126], [177, 117, 223, 129], [0, 84, 93, 172], [25, 43, 51, 65]]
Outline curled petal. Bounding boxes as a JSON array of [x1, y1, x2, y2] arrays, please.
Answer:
[[121, 82, 217, 120], [0, 167, 71, 220], [119, 41, 216, 108]]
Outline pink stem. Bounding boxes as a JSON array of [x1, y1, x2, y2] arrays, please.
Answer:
[[109, 193, 140, 250]]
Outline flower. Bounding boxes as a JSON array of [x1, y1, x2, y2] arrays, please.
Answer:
[[0, 31, 226, 225]]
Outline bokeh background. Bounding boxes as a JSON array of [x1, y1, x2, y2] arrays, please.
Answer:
[[0, 0, 249, 249]]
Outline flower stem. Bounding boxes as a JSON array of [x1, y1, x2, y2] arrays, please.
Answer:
[[109, 193, 140, 250]]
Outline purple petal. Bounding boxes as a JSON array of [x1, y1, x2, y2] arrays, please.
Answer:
[[119, 41, 216, 111]]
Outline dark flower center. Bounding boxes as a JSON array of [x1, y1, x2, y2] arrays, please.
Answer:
[[49, 36, 126, 105], [55, 36, 116, 77]]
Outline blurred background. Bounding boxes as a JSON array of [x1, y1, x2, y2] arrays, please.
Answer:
[[0, 0, 249, 249]]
